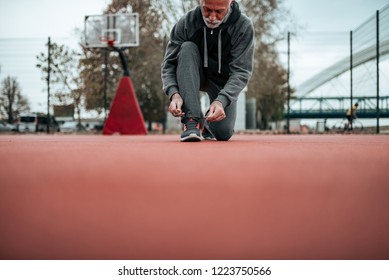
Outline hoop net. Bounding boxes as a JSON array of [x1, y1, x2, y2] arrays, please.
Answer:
[[100, 37, 116, 47]]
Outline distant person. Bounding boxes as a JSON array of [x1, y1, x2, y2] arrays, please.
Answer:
[[161, 0, 254, 142], [346, 102, 359, 130]]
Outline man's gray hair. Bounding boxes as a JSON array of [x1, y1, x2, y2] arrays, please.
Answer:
[[200, 0, 233, 5]]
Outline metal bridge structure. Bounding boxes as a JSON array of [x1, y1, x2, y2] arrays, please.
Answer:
[[284, 4, 389, 124], [286, 96, 389, 119], [294, 38, 389, 98]]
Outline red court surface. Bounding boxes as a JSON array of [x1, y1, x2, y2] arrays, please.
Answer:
[[1, 134, 388, 260]]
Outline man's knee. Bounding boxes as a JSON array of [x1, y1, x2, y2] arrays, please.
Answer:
[[213, 128, 234, 141], [178, 41, 200, 59], [180, 41, 198, 52], [210, 106, 237, 141]]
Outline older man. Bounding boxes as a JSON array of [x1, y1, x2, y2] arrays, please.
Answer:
[[161, 0, 254, 141]]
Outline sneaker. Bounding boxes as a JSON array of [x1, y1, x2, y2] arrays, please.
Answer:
[[181, 118, 201, 142], [202, 124, 215, 140]]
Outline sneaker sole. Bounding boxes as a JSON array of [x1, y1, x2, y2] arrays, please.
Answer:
[[180, 133, 202, 142], [202, 136, 216, 140]]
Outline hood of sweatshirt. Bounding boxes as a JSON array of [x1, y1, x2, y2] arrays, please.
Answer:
[[191, 1, 242, 75]]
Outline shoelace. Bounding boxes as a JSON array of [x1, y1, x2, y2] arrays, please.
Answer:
[[201, 118, 215, 138], [184, 119, 199, 131]]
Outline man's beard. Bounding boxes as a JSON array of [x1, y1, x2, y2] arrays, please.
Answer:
[[202, 7, 232, 29], [203, 17, 223, 29]]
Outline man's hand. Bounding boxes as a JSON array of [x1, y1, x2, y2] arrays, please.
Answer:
[[168, 93, 185, 117], [206, 100, 226, 122]]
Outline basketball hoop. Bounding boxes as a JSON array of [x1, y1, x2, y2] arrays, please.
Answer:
[[107, 40, 115, 48], [99, 32, 130, 76], [84, 13, 139, 48], [83, 13, 145, 135], [100, 37, 116, 48]]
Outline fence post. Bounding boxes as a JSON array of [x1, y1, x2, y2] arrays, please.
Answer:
[[47, 37, 51, 134], [350, 31, 353, 131], [104, 48, 109, 122], [376, 10, 380, 134], [287, 31, 291, 134]]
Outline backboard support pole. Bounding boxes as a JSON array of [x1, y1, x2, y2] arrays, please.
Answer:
[[103, 48, 109, 121], [84, 12, 145, 135], [108, 42, 130, 77]]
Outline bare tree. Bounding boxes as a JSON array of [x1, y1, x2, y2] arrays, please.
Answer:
[[0, 76, 30, 123], [36, 42, 83, 123]]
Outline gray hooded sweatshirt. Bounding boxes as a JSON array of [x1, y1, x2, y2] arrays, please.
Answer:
[[161, 1, 254, 108]]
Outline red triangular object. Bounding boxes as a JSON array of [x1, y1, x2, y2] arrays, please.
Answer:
[[103, 76, 147, 135]]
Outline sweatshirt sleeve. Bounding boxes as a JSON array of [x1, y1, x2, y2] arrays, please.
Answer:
[[215, 18, 254, 108], [161, 18, 187, 100]]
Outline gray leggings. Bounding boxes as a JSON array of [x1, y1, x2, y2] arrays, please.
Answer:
[[177, 41, 237, 141]]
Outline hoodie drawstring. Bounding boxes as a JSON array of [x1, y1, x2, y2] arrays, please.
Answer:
[[218, 30, 222, 74], [203, 27, 208, 68], [203, 27, 222, 74]]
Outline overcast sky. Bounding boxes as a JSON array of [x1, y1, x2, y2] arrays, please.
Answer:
[[0, 0, 108, 39], [0, 0, 388, 114], [0, 0, 388, 38], [286, 0, 388, 32]]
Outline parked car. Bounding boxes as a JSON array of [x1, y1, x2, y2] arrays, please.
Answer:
[[0, 120, 15, 133], [60, 121, 86, 133], [17, 114, 60, 133]]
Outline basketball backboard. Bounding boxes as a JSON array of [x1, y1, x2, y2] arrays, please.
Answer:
[[84, 13, 139, 48]]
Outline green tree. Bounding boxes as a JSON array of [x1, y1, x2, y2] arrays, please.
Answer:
[[0, 76, 30, 123], [36, 42, 83, 123]]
